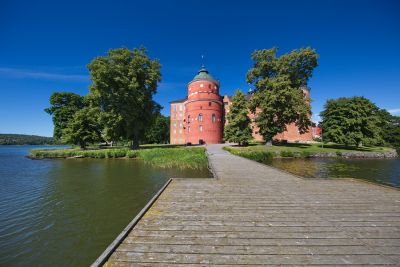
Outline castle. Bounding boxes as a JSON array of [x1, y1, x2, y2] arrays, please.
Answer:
[[170, 66, 315, 145]]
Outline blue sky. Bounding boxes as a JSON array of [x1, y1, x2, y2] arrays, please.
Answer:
[[0, 0, 399, 137]]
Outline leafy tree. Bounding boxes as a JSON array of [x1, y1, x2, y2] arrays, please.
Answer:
[[246, 47, 318, 142], [385, 115, 400, 148], [320, 97, 382, 147], [62, 107, 102, 149], [87, 47, 161, 149], [98, 111, 125, 146], [224, 90, 252, 146], [143, 114, 170, 144], [378, 110, 400, 148], [45, 92, 85, 140]]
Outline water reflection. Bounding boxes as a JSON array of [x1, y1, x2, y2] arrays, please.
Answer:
[[264, 157, 400, 188], [0, 146, 211, 267]]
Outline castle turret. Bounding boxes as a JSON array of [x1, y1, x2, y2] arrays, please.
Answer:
[[184, 66, 223, 144]]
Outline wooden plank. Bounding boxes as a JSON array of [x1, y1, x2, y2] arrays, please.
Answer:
[[99, 144, 400, 266]]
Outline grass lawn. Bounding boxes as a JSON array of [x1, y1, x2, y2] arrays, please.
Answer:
[[224, 142, 394, 161], [29, 146, 208, 170]]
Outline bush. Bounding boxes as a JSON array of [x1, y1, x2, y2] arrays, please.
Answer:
[[126, 150, 139, 158]]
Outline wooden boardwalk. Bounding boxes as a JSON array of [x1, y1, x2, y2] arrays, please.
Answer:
[[99, 144, 400, 266]]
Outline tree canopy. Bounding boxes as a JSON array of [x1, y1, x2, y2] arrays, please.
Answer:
[[143, 114, 170, 144], [320, 97, 382, 147], [378, 110, 400, 148], [44, 92, 85, 140], [224, 90, 252, 146], [61, 107, 102, 149], [246, 47, 318, 142], [87, 47, 162, 149]]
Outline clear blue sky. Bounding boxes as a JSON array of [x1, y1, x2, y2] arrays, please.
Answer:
[[1, 0, 399, 137]]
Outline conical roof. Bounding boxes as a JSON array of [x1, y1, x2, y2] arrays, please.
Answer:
[[189, 65, 219, 86]]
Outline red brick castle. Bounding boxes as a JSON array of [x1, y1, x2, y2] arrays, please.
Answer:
[[170, 66, 314, 145]]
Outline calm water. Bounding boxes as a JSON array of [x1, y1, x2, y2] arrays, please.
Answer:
[[264, 157, 400, 188], [0, 146, 211, 267]]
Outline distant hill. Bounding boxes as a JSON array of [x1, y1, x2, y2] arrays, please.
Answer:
[[0, 134, 55, 145]]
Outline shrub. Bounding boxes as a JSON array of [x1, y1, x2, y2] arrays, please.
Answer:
[[126, 150, 139, 158]]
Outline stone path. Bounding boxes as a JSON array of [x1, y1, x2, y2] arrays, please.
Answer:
[[104, 144, 400, 266]]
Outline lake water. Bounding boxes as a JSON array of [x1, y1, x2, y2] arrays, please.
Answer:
[[0, 146, 211, 267], [264, 157, 400, 188]]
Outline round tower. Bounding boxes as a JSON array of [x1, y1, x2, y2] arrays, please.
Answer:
[[184, 66, 223, 144]]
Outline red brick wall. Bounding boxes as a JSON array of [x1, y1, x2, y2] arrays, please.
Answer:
[[185, 80, 223, 144]]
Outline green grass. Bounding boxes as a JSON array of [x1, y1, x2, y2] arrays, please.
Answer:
[[224, 146, 274, 162], [224, 142, 394, 161], [29, 146, 208, 170]]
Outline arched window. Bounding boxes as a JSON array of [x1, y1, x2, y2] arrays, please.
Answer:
[[187, 115, 190, 124], [212, 114, 216, 123], [198, 114, 203, 122], [188, 126, 190, 132], [199, 125, 203, 132]]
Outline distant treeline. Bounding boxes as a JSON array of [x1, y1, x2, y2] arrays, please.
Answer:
[[0, 134, 55, 145]]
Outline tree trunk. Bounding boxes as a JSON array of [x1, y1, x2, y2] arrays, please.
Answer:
[[131, 137, 139, 150], [80, 142, 86, 150]]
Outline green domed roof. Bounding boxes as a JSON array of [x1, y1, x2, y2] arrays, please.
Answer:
[[189, 65, 219, 86]]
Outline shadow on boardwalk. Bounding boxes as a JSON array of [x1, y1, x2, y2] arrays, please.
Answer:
[[99, 144, 400, 266]]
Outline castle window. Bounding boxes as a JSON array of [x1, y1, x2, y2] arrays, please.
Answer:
[[208, 84, 211, 89], [198, 114, 203, 122], [187, 115, 190, 123], [200, 84, 204, 87], [199, 125, 203, 132], [212, 114, 216, 123], [179, 122, 183, 128], [188, 126, 190, 132], [173, 122, 176, 128], [209, 102, 211, 106]]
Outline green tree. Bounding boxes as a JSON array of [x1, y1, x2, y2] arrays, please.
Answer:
[[247, 47, 318, 143], [98, 111, 125, 146], [62, 107, 102, 149], [144, 114, 170, 144], [45, 92, 85, 140], [88, 47, 162, 149], [378, 110, 400, 148], [320, 97, 382, 147], [385, 115, 400, 148], [224, 90, 252, 146]]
